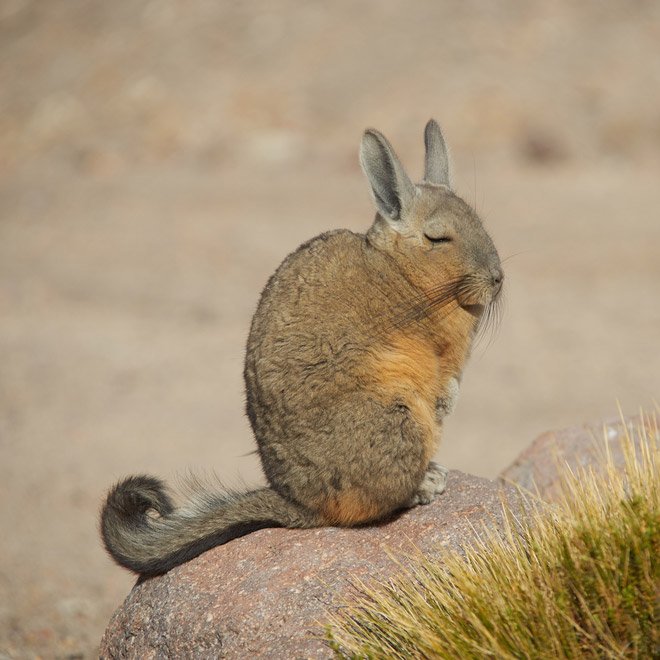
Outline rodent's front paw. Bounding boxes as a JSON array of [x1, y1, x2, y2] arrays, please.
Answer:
[[407, 461, 449, 506], [436, 377, 460, 420]]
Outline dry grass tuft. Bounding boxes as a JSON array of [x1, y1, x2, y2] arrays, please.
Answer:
[[326, 411, 659, 659]]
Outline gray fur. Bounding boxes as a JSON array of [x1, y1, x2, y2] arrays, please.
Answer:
[[436, 376, 460, 420], [100, 120, 503, 576], [424, 118, 451, 187], [406, 462, 449, 506], [360, 128, 416, 221]]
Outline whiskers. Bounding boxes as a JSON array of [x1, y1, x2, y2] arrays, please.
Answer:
[[385, 277, 464, 333], [376, 274, 504, 346], [475, 286, 505, 350], [500, 250, 530, 265]]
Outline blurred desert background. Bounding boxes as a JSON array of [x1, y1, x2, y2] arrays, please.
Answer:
[[1, 0, 659, 657]]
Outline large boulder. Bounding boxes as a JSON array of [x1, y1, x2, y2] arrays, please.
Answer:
[[100, 414, 648, 658], [99, 471, 513, 658]]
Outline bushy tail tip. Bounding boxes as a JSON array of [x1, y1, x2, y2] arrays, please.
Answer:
[[100, 475, 174, 568], [99, 476, 322, 576]]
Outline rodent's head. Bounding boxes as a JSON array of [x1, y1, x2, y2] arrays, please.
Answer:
[[361, 120, 503, 315]]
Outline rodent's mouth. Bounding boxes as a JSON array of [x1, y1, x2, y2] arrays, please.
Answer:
[[456, 274, 503, 312], [458, 282, 502, 317], [461, 303, 485, 318]]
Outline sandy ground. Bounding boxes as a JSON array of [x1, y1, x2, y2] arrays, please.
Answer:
[[1, 1, 659, 657]]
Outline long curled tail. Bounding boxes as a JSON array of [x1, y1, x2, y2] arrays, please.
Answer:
[[100, 475, 320, 576]]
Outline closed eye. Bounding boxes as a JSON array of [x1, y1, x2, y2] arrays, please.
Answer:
[[424, 234, 453, 244]]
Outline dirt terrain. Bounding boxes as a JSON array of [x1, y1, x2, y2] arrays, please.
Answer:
[[1, 1, 659, 657]]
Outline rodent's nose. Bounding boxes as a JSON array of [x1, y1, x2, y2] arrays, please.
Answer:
[[490, 266, 504, 293]]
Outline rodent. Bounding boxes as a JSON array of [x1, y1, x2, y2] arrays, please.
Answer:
[[100, 119, 503, 577]]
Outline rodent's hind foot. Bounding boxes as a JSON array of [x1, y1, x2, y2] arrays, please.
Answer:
[[406, 461, 448, 507]]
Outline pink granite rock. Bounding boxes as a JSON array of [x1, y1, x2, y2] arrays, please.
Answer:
[[500, 414, 652, 502], [100, 415, 651, 657], [99, 470, 513, 658]]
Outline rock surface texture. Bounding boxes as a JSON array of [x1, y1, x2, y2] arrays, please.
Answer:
[[100, 416, 646, 658]]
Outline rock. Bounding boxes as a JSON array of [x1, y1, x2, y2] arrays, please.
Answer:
[[100, 414, 651, 658], [99, 471, 514, 659], [500, 414, 652, 502]]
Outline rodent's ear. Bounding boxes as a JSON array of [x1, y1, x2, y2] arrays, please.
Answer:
[[360, 128, 416, 221], [423, 119, 451, 187]]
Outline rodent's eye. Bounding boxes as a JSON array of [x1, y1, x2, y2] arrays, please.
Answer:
[[424, 234, 453, 245]]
